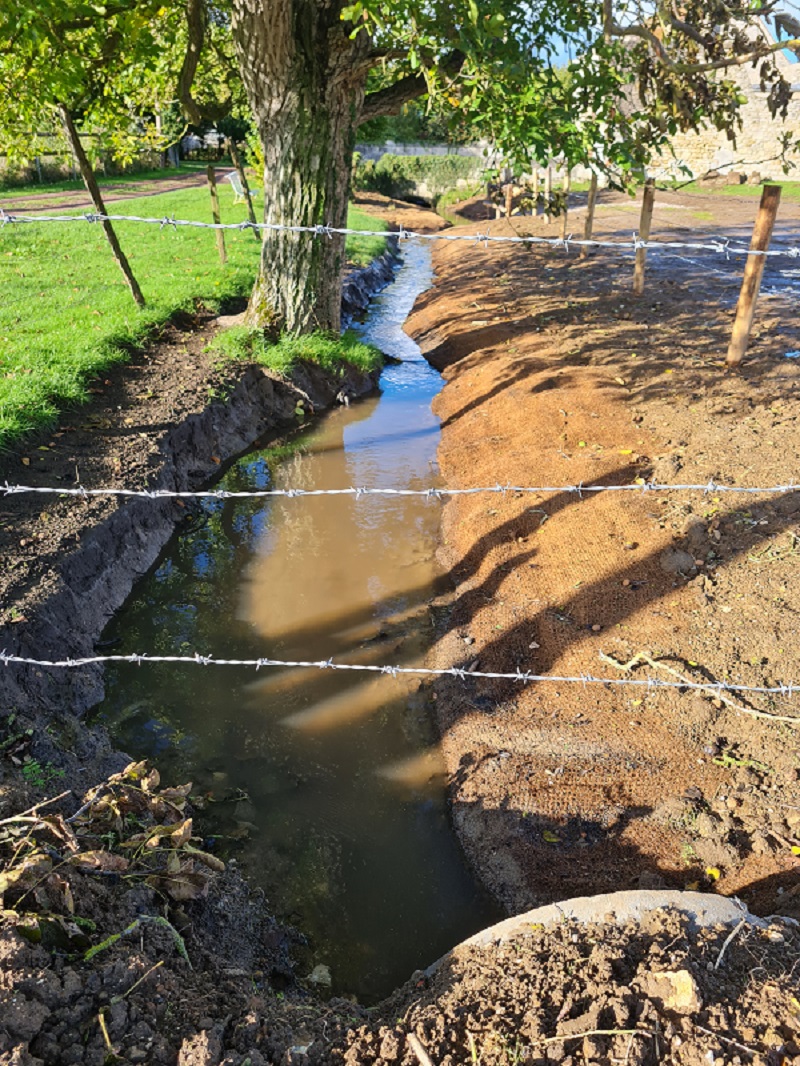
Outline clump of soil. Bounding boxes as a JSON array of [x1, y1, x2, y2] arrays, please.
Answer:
[[333, 908, 800, 1066]]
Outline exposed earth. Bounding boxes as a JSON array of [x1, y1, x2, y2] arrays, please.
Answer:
[[1, 186, 799, 1064]]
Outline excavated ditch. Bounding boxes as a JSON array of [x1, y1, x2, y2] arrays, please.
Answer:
[[92, 240, 500, 1001]]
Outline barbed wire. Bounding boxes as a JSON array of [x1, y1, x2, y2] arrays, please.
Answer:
[[2, 209, 800, 260], [1, 648, 798, 709], [1, 479, 798, 502]]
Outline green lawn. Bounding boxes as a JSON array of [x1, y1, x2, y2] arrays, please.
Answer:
[[676, 179, 800, 202], [0, 187, 386, 451]]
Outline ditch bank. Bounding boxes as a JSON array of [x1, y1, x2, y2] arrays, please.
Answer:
[[0, 246, 398, 767], [403, 203, 800, 924]]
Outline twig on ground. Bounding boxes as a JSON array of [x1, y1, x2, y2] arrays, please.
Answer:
[[111, 959, 165, 1003], [536, 1028, 655, 1047], [65, 784, 108, 824], [97, 1011, 114, 1054], [408, 1032, 436, 1066], [715, 918, 748, 969], [599, 651, 800, 725], [0, 791, 72, 826], [694, 1025, 758, 1057]]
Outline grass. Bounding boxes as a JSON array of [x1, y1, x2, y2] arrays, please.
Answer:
[[346, 204, 388, 266], [0, 187, 387, 450], [209, 325, 384, 376], [675, 179, 800, 201]]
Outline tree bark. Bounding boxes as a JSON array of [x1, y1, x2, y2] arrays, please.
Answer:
[[230, 1, 372, 334], [59, 105, 145, 307]]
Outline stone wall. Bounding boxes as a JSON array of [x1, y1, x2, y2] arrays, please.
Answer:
[[650, 54, 800, 181]]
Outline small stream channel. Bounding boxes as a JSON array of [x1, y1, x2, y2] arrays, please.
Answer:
[[95, 241, 500, 1002]]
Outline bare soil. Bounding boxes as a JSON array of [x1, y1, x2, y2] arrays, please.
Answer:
[[405, 187, 800, 924], [1, 188, 800, 1064]]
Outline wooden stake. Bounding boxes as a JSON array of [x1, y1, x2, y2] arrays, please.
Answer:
[[580, 172, 599, 259], [544, 165, 552, 224], [561, 166, 571, 240], [206, 164, 227, 265], [59, 105, 145, 307], [726, 183, 782, 367], [229, 140, 260, 242], [505, 182, 514, 218], [632, 178, 656, 295]]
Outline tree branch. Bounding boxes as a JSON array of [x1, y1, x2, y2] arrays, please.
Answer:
[[673, 37, 800, 74], [358, 50, 465, 123], [177, 0, 207, 125], [176, 0, 233, 123], [605, 5, 799, 75]]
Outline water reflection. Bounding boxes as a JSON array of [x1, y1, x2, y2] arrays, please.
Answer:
[[97, 241, 500, 1001]]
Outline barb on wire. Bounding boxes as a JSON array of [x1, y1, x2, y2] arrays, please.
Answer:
[[0, 649, 798, 722], [1, 479, 798, 502], [2, 210, 799, 259]]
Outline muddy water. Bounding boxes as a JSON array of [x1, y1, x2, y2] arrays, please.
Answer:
[[97, 241, 500, 1002]]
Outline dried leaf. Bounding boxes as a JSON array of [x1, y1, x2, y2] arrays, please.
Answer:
[[0, 854, 53, 899], [109, 760, 149, 785], [70, 851, 129, 873], [169, 818, 193, 848], [185, 846, 225, 873], [148, 868, 210, 902], [47, 875, 75, 914], [142, 768, 161, 793]]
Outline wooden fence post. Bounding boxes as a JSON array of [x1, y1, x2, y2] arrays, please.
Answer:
[[206, 164, 227, 266], [544, 165, 552, 224], [228, 141, 260, 242], [726, 184, 782, 368], [561, 167, 571, 241], [59, 105, 145, 308], [505, 182, 514, 218], [632, 178, 656, 295], [580, 173, 599, 259]]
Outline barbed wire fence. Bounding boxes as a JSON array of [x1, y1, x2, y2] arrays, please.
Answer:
[[2, 208, 800, 260], [1, 478, 800, 501], [2, 202, 800, 720]]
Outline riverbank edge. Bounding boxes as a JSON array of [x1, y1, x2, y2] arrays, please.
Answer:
[[0, 243, 399, 781]]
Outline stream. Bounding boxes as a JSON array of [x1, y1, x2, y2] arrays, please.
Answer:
[[96, 240, 500, 1002]]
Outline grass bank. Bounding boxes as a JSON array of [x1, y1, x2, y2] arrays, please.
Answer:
[[0, 188, 387, 450], [209, 326, 384, 376]]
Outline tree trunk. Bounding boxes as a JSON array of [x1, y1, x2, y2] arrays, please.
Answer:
[[230, 1, 371, 334]]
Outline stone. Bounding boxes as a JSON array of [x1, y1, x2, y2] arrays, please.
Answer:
[[308, 964, 332, 987], [659, 548, 696, 576], [747, 172, 762, 185], [726, 171, 745, 185], [177, 1031, 223, 1066], [694, 811, 720, 839], [635, 970, 702, 1014]]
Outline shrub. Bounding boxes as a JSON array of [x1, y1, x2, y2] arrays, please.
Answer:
[[353, 153, 486, 202]]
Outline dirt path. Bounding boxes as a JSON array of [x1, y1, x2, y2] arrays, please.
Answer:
[[0, 168, 215, 214], [404, 189, 800, 919]]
